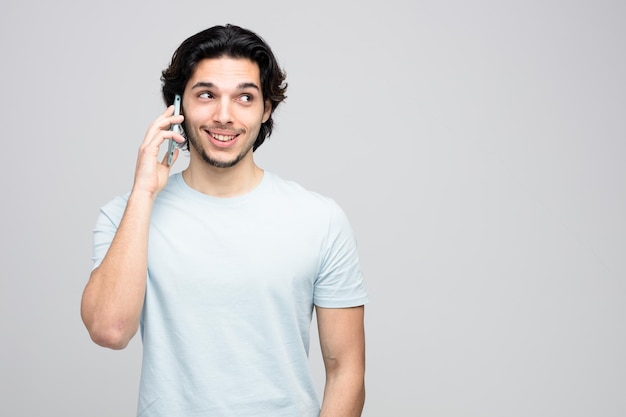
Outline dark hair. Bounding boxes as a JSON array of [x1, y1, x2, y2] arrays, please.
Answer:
[[161, 24, 288, 151]]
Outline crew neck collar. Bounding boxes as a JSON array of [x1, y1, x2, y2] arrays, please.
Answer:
[[172, 171, 271, 206]]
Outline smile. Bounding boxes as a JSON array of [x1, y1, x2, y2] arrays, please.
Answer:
[[206, 130, 239, 142], [211, 133, 237, 142]]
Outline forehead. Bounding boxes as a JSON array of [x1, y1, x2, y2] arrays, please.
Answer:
[[187, 57, 261, 89]]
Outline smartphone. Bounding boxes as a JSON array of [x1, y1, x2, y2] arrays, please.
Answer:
[[167, 94, 182, 166]]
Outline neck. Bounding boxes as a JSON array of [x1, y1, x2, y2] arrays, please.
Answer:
[[182, 155, 264, 198]]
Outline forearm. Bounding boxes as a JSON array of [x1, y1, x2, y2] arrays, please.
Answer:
[[320, 366, 365, 417], [316, 305, 366, 417], [81, 191, 154, 349]]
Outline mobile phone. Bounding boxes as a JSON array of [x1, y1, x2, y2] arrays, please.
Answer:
[[167, 94, 182, 166]]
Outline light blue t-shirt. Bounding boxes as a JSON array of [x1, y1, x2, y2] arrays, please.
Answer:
[[92, 171, 369, 417]]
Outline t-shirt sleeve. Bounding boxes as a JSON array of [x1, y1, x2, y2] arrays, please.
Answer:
[[314, 201, 369, 308], [91, 194, 128, 271]]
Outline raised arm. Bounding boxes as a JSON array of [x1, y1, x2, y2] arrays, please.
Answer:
[[80, 106, 184, 349], [316, 305, 366, 417]]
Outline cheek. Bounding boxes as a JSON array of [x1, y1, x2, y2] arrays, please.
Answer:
[[238, 107, 267, 127], [182, 109, 207, 132]]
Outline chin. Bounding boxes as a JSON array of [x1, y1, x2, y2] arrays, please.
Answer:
[[201, 152, 245, 169]]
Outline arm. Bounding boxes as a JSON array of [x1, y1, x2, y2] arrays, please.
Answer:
[[316, 305, 366, 417], [80, 106, 184, 349]]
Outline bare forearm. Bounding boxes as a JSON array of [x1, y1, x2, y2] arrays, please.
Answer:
[[319, 367, 365, 417], [81, 191, 154, 349], [316, 305, 366, 417], [82, 105, 184, 349]]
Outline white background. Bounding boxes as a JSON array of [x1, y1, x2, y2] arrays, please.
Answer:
[[1, 0, 625, 416]]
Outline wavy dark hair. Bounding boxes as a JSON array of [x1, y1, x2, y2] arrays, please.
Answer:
[[161, 24, 287, 151]]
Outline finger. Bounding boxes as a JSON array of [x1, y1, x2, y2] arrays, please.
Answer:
[[137, 131, 181, 166], [158, 105, 185, 126], [142, 109, 184, 146], [142, 119, 185, 151], [151, 105, 176, 128]]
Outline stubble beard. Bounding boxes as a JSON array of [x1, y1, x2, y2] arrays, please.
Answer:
[[184, 122, 257, 169]]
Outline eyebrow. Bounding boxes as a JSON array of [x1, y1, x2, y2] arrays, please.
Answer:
[[190, 81, 260, 91]]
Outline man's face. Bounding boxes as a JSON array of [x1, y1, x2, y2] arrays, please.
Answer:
[[182, 57, 271, 169]]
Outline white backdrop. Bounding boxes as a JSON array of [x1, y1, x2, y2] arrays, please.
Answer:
[[1, 1, 624, 416]]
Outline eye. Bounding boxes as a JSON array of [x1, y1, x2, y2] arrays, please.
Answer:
[[198, 92, 213, 99], [240, 94, 252, 102]]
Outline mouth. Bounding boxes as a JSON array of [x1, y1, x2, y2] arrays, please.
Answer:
[[207, 129, 239, 143], [211, 133, 237, 142]]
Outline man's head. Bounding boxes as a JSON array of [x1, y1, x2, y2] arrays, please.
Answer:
[[161, 24, 287, 152]]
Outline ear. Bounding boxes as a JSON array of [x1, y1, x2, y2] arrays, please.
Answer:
[[262, 99, 272, 123]]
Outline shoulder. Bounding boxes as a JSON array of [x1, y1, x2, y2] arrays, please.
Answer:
[[265, 171, 337, 208], [97, 173, 183, 227], [97, 192, 129, 228], [263, 172, 353, 233]]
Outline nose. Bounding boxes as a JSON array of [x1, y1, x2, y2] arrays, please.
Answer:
[[213, 98, 233, 125]]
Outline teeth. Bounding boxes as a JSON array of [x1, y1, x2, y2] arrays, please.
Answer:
[[212, 133, 236, 142]]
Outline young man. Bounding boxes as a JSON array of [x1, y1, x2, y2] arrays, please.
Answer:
[[81, 24, 368, 417]]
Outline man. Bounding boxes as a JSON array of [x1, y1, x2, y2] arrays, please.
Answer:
[[81, 24, 368, 417]]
